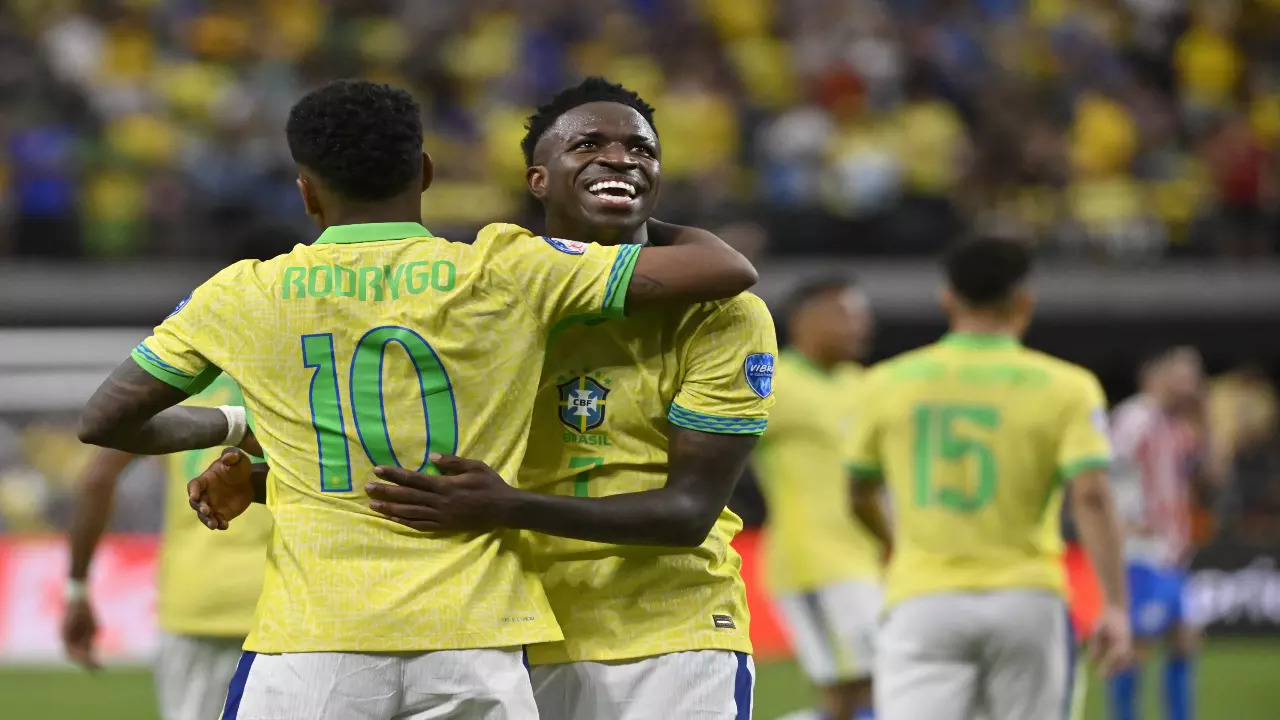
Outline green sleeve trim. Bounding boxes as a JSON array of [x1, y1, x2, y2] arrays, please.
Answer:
[[1058, 455, 1111, 482], [668, 402, 768, 436], [601, 244, 641, 318], [130, 347, 220, 395], [847, 461, 884, 480]]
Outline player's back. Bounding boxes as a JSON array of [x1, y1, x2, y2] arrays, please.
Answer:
[[135, 221, 640, 653], [850, 333, 1111, 608], [157, 373, 272, 638]]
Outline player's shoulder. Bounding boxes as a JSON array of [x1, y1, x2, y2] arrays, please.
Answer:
[[474, 222, 538, 248], [866, 343, 942, 382], [675, 292, 775, 341], [703, 291, 773, 325], [1016, 347, 1100, 386]]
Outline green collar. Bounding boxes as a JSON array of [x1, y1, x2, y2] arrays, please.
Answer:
[[314, 222, 433, 245], [941, 332, 1020, 350], [783, 348, 835, 377]]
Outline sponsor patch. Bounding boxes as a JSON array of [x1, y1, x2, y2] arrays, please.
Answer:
[[743, 352, 775, 398], [1091, 407, 1109, 434], [712, 614, 737, 630], [167, 293, 192, 318], [543, 236, 588, 255]]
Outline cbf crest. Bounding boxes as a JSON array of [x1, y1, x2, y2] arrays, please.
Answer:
[[558, 376, 610, 432]]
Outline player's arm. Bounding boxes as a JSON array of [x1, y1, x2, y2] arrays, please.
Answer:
[[369, 431, 756, 546], [850, 477, 893, 556], [1070, 468, 1128, 613], [845, 373, 893, 551], [77, 359, 231, 454], [484, 224, 756, 331], [78, 268, 250, 455], [62, 448, 137, 670], [626, 222, 757, 309], [1061, 376, 1133, 674]]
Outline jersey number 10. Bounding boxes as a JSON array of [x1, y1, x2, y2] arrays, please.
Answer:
[[912, 404, 999, 512], [302, 327, 459, 492]]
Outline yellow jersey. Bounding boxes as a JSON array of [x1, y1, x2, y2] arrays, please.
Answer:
[[132, 222, 640, 653], [157, 373, 272, 637], [521, 293, 777, 664], [753, 351, 882, 594], [846, 333, 1112, 609]]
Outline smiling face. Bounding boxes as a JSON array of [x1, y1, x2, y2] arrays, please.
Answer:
[[527, 101, 660, 239]]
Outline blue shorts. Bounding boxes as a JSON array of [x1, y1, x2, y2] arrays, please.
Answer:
[[1127, 562, 1187, 638]]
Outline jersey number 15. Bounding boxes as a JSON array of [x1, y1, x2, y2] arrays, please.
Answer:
[[302, 327, 459, 492], [912, 404, 999, 512]]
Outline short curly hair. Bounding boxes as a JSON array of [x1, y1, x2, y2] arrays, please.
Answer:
[[521, 77, 657, 166], [286, 80, 423, 201], [944, 237, 1033, 306]]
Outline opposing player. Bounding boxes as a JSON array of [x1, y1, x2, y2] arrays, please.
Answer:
[[76, 79, 757, 720], [196, 77, 775, 720], [752, 277, 883, 720], [62, 374, 269, 720], [846, 237, 1133, 720], [1108, 347, 1206, 720]]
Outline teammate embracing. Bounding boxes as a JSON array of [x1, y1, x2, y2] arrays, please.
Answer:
[[846, 238, 1133, 720], [190, 78, 776, 719], [78, 79, 757, 720]]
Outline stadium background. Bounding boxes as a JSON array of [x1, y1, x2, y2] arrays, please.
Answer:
[[1, 0, 1280, 717]]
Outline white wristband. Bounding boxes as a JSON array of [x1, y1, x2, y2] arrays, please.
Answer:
[[218, 405, 248, 446], [65, 578, 88, 604]]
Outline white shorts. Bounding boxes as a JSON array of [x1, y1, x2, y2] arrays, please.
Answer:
[[875, 590, 1072, 720], [774, 579, 882, 684], [530, 650, 755, 720], [155, 632, 245, 720], [222, 647, 537, 720]]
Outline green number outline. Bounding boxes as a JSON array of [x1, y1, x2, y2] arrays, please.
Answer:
[[913, 403, 1000, 512], [350, 326, 458, 473], [302, 326, 458, 493], [302, 333, 353, 492], [569, 456, 605, 497]]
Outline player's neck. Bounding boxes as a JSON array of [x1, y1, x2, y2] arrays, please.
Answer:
[[546, 218, 648, 247], [319, 199, 423, 229], [949, 316, 1019, 338]]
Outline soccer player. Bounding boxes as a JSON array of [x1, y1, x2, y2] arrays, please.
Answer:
[[752, 277, 883, 720], [76, 79, 757, 720], [845, 237, 1133, 720], [195, 77, 775, 720], [1108, 347, 1206, 720], [62, 374, 269, 720]]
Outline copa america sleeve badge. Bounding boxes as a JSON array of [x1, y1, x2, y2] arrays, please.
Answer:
[[543, 236, 589, 255]]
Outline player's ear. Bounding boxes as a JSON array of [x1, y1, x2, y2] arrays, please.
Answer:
[[1012, 286, 1036, 335], [420, 152, 434, 193], [527, 165, 548, 200], [296, 176, 321, 225], [938, 285, 956, 316]]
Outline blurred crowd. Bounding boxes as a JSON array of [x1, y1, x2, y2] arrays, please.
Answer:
[[0, 0, 1278, 261]]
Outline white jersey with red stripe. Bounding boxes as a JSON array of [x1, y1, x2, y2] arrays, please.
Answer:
[[1109, 395, 1194, 567]]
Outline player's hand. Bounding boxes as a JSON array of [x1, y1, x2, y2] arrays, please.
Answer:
[[1089, 605, 1134, 676], [61, 598, 100, 671], [187, 447, 255, 530], [367, 453, 518, 533]]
